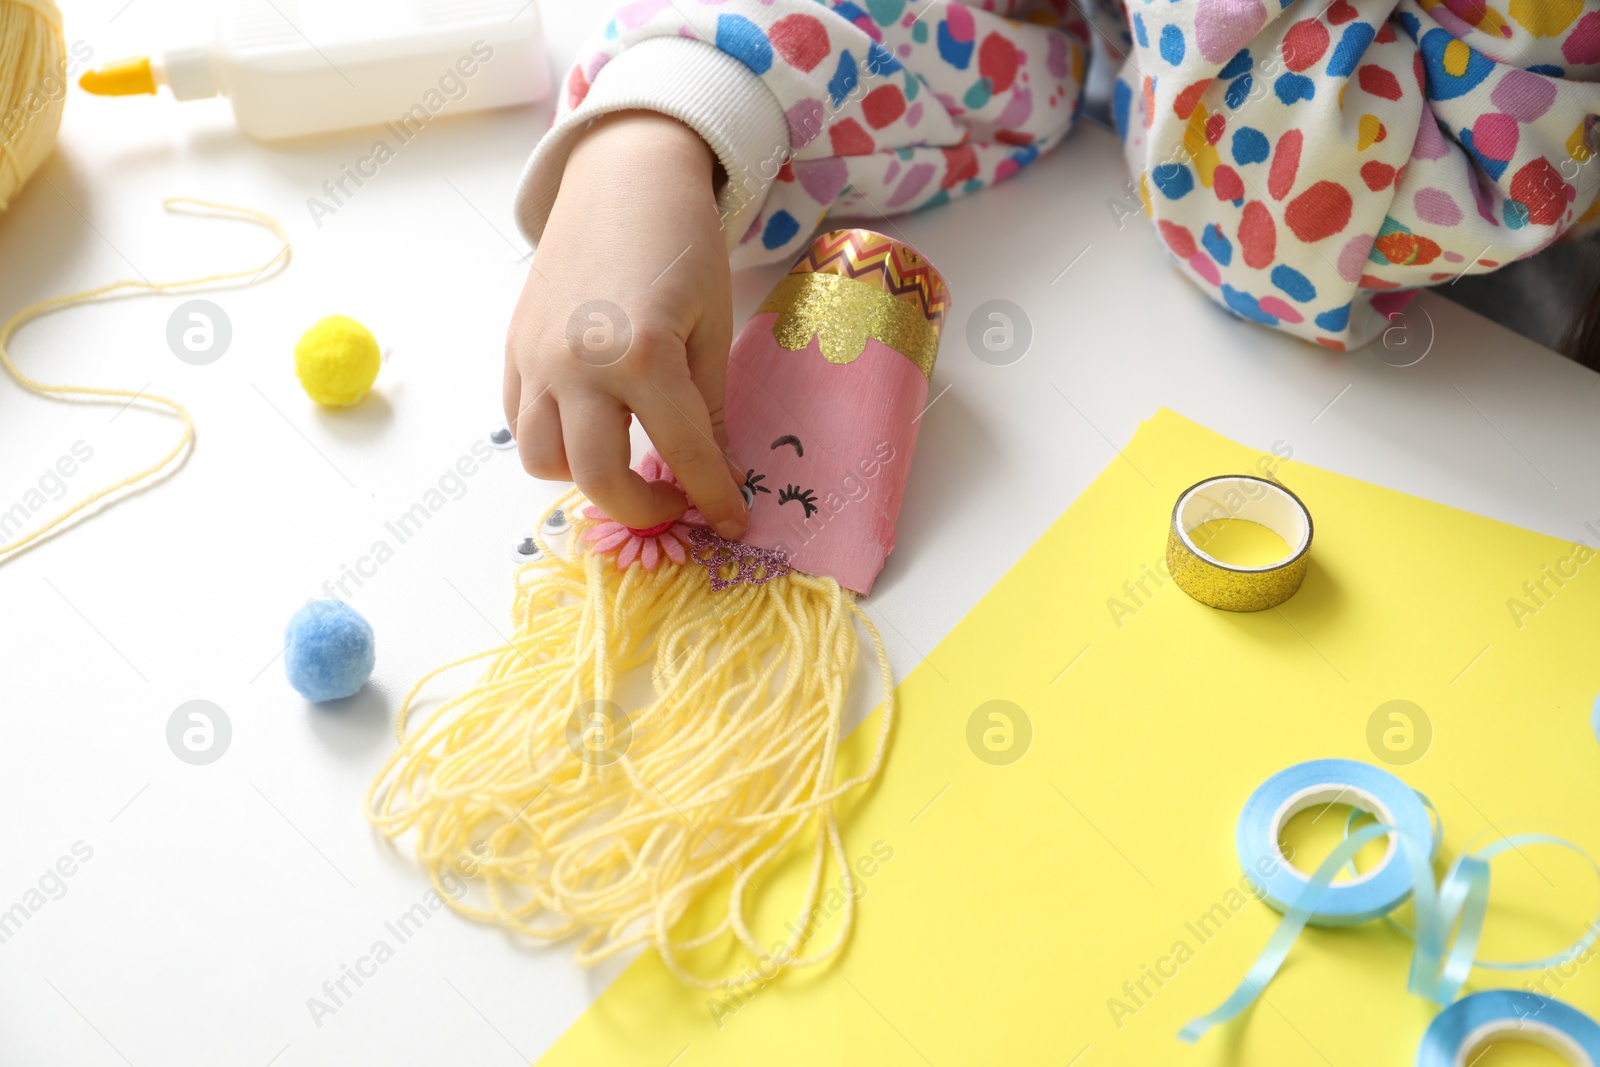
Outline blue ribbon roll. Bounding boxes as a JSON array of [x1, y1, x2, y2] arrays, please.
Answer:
[[1236, 758, 1435, 926], [1180, 759, 1600, 1046], [1418, 991, 1600, 1067]]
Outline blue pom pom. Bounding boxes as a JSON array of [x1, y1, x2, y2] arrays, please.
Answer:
[[284, 600, 375, 703]]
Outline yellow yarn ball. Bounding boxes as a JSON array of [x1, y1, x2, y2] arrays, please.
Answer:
[[0, 0, 69, 211], [294, 314, 380, 407]]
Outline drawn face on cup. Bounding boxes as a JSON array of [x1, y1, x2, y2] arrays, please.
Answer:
[[721, 318, 926, 595], [738, 426, 899, 553], [740, 434, 817, 520]]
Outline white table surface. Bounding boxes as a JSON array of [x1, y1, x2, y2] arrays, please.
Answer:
[[3, 3, 1597, 1064]]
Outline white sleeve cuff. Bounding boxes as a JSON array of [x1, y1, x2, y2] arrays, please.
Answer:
[[512, 36, 791, 256]]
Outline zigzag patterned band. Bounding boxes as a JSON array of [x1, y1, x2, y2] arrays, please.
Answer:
[[789, 229, 950, 330]]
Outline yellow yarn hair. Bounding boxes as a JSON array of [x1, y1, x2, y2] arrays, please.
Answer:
[[368, 492, 895, 988], [0, 199, 290, 562], [0, 0, 66, 210]]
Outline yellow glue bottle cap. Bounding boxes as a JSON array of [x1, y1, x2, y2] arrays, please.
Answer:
[[80, 50, 218, 101], [79, 56, 158, 96]]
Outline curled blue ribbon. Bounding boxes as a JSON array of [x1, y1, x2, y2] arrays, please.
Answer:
[[1179, 778, 1600, 1044]]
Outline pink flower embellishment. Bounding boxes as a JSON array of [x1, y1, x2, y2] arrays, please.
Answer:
[[579, 453, 704, 570]]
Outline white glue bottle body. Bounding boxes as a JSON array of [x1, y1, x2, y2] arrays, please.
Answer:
[[90, 0, 549, 140]]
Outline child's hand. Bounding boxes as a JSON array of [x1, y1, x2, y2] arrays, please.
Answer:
[[504, 111, 747, 540]]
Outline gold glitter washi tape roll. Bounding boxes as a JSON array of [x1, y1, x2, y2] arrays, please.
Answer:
[[1166, 475, 1314, 611]]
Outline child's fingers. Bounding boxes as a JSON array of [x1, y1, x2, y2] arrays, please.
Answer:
[[629, 375, 747, 540], [514, 384, 569, 481], [563, 393, 687, 529], [502, 353, 522, 437], [685, 312, 734, 456]]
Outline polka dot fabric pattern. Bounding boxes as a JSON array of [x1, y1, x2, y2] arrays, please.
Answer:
[[544, 0, 1599, 348], [555, 0, 1092, 269], [1115, 0, 1600, 347]]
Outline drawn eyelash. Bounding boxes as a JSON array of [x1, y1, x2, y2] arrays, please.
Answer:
[[777, 484, 818, 518], [741, 469, 770, 508]]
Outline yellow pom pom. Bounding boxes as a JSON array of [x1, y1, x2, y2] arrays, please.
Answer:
[[294, 315, 380, 407]]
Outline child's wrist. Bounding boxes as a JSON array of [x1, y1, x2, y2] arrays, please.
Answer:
[[565, 111, 717, 197]]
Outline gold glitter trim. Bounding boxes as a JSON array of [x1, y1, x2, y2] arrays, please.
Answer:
[[758, 271, 940, 381], [1165, 476, 1313, 612], [789, 229, 950, 332]]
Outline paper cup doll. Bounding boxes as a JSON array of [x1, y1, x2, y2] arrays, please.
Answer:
[[369, 229, 950, 988]]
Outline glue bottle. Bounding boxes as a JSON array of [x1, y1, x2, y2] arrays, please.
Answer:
[[78, 0, 549, 141]]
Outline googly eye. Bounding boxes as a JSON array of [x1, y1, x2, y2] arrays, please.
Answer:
[[740, 483, 756, 509], [511, 536, 541, 564], [542, 508, 570, 535], [489, 425, 516, 450]]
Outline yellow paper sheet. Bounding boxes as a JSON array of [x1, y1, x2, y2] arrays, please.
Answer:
[[539, 408, 1600, 1066]]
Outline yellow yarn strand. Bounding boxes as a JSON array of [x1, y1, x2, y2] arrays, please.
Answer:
[[0, 0, 66, 211], [0, 198, 290, 562], [368, 492, 897, 989]]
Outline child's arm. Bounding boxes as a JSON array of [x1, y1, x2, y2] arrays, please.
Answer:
[[506, 2, 1093, 529], [506, 0, 1600, 518], [1115, 6, 1600, 348], [515, 2, 1094, 271]]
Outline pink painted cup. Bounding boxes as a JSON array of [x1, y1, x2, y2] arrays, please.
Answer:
[[717, 229, 951, 595]]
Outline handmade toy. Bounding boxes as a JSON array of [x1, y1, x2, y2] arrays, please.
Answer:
[[285, 599, 375, 702], [368, 229, 949, 987], [294, 314, 379, 407]]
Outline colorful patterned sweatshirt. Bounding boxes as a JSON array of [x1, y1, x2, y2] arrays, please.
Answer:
[[513, 0, 1600, 350]]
